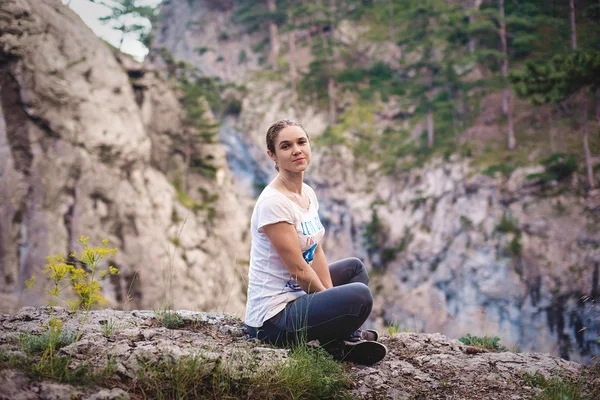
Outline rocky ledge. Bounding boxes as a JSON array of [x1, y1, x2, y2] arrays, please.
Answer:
[[0, 307, 597, 400]]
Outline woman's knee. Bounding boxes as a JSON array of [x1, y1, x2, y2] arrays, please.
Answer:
[[350, 257, 369, 285], [345, 282, 373, 307]]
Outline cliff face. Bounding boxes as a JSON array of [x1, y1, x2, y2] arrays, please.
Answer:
[[152, 0, 600, 364], [0, 0, 252, 315]]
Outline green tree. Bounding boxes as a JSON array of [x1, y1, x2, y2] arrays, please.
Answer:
[[95, 0, 158, 51], [510, 49, 600, 188], [178, 79, 220, 187], [232, 0, 287, 69]]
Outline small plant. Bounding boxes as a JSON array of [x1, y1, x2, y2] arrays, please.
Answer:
[[459, 215, 474, 230], [18, 329, 77, 355], [162, 312, 185, 329], [522, 371, 595, 400], [482, 163, 516, 178], [496, 213, 520, 234], [238, 49, 248, 64], [195, 46, 210, 55], [21, 236, 120, 382], [168, 237, 182, 247], [526, 153, 577, 185], [153, 304, 186, 329], [100, 318, 117, 338], [522, 371, 548, 388], [509, 231, 523, 256], [459, 334, 508, 352], [386, 321, 401, 335]]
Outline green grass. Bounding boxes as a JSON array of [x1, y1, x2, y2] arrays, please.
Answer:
[[522, 370, 598, 400], [153, 304, 186, 329], [495, 213, 520, 235], [458, 334, 508, 352], [3, 336, 352, 398], [101, 318, 117, 338], [17, 330, 77, 355], [132, 344, 351, 400], [1, 350, 117, 386]]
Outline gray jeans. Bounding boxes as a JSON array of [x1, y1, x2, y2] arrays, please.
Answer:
[[246, 257, 373, 346]]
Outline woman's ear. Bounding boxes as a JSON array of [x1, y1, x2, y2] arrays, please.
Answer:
[[267, 150, 276, 162]]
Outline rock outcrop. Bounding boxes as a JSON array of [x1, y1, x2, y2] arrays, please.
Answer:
[[1, 307, 596, 400], [0, 0, 252, 315]]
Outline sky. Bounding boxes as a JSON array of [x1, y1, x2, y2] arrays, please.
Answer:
[[62, 0, 162, 61]]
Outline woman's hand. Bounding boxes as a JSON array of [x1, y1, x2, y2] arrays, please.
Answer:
[[263, 222, 327, 293], [311, 244, 333, 289]]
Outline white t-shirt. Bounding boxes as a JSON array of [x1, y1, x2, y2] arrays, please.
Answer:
[[244, 183, 326, 328]]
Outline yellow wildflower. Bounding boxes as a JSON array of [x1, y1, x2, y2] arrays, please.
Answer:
[[109, 266, 120, 275], [77, 236, 90, 247], [48, 318, 64, 331], [67, 299, 81, 312], [24, 276, 36, 291], [70, 268, 87, 282]]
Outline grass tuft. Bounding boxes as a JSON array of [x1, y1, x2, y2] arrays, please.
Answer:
[[459, 333, 508, 352], [153, 304, 186, 329], [522, 369, 598, 400], [132, 343, 351, 400], [18, 330, 77, 355], [1, 352, 117, 386]]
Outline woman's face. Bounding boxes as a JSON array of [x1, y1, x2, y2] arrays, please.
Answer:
[[269, 125, 311, 173]]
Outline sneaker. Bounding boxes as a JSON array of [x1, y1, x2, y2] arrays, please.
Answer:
[[341, 340, 387, 365], [323, 339, 387, 365]]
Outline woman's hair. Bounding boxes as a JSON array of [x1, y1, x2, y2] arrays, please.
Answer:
[[266, 119, 309, 155]]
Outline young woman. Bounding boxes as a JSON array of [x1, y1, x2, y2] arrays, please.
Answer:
[[244, 119, 387, 365]]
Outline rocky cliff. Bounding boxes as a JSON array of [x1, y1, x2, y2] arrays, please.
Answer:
[[152, 0, 600, 364], [0, 0, 252, 315], [1, 307, 597, 400]]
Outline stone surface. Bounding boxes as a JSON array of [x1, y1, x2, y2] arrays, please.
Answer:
[[0, 307, 595, 400]]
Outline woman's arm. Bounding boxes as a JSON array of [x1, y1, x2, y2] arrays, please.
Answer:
[[263, 222, 327, 293], [310, 244, 333, 289]]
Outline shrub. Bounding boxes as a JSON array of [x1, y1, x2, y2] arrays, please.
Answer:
[[161, 312, 185, 329], [482, 163, 516, 178], [18, 329, 77, 355], [153, 304, 186, 329], [238, 49, 248, 64], [526, 153, 577, 184], [496, 213, 519, 234], [223, 97, 242, 115], [459, 334, 508, 351]]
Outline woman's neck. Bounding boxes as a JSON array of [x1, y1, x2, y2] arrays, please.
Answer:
[[277, 171, 304, 194]]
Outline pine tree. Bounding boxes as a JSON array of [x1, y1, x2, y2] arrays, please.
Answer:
[[232, 0, 286, 70], [96, 0, 158, 51], [498, 0, 515, 149], [511, 49, 600, 188]]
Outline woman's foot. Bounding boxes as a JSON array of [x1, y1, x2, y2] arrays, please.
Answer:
[[323, 340, 388, 365], [342, 340, 387, 365]]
